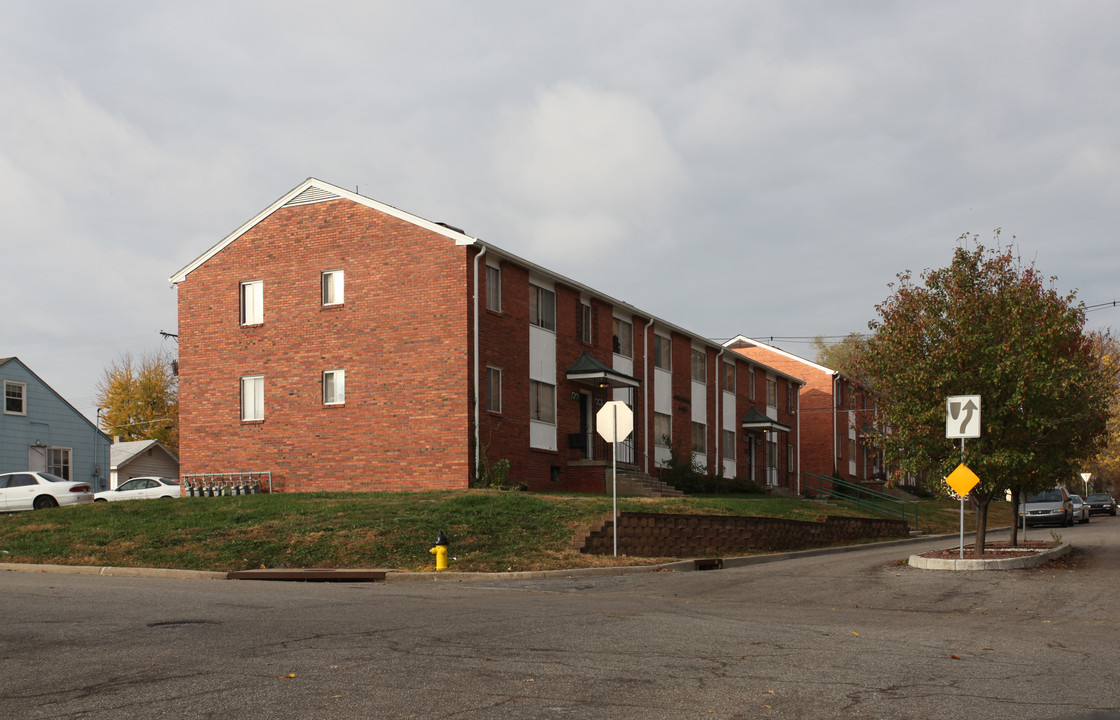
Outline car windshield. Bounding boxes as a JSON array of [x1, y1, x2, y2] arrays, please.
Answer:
[[1027, 490, 1063, 503], [1087, 494, 1112, 502]]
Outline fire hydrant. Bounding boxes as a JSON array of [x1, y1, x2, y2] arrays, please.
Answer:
[[429, 531, 449, 571]]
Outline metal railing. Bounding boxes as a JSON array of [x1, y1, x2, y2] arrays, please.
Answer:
[[181, 471, 273, 497], [802, 472, 918, 529]]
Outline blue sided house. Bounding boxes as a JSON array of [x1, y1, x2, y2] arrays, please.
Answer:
[[1, 357, 111, 491]]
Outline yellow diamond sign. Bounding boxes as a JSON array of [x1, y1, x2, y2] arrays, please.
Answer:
[[945, 463, 980, 497]]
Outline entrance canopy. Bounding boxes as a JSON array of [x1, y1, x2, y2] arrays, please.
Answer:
[[565, 351, 641, 390], [741, 406, 790, 434]]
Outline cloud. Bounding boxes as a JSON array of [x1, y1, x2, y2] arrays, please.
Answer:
[[491, 83, 688, 261]]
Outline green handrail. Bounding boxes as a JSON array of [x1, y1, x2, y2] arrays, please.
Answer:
[[803, 472, 918, 530]]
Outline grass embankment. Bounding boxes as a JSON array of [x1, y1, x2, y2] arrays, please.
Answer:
[[0, 491, 1012, 573]]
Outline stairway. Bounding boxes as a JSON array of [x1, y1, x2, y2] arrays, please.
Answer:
[[613, 469, 685, 497]]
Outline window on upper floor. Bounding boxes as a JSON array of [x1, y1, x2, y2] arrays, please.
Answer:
[[486, 265, 501, 312], [529, 285, 556, 331], [722, 363, 735, 393], [654, 335, 671, 370], [323, 369, 345, 405], [486, 366, 502, 413], [691, 349, 706, 383], [4, 381, 26, 415], [580, 303, 593, 344], [766, 378, 777, 408], [787, 384, 797, 413], [241, 375, 264, 421], [529, 380, 556, 423], [748, 368, 756, 399], [322, 270, 344, 306], [612, 318, 633, 357], [240, 280, 263, 326]]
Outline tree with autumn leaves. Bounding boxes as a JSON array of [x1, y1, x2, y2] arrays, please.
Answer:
[[96, 350, 179, 455], [858, 236, 1115, 553]]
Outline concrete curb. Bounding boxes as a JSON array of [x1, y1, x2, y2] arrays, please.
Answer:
[[907, 541, 1071, 571], [0, 562, 226, 581], [0, 529, 1021, 582]]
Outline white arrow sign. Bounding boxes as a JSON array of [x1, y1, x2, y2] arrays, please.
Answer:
[[946, 395, 981, 439]]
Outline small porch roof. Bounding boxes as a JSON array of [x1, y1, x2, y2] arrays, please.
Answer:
[[565, 351, 641, 390], [741, 406, 791, 434]]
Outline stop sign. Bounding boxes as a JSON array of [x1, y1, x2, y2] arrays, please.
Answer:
[[596, 401, 634, 443]]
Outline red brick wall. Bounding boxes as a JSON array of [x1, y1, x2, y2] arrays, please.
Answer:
[[574, 512, 909, 556], [177, 199, 473, 492]]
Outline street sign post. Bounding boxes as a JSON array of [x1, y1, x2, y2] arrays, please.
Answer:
[[945, 463, 980, 559], [597, 401, 634, 556]]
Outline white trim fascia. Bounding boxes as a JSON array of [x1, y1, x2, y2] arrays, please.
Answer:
[[169, 178, 481, 284], [723, 335, 837, 379]]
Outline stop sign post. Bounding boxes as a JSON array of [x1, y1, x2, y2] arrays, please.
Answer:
[[597, 401, 634, 556]]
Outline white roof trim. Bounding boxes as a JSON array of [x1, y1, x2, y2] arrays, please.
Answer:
[[169, 178, 480, 283], [724, 335, 837, 377]]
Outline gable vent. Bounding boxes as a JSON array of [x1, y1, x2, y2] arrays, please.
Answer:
[[284, 186, 342, 207]]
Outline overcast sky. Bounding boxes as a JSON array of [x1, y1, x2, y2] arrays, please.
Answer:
[[4, 1, 1119, 421]]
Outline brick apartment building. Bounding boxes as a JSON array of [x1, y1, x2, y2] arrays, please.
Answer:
[[169, 178, 803, 494], [725, 336, 881, 486]]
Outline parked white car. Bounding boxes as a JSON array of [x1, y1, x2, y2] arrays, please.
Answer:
[[1069, 494, 1091, 524], [94, 476, 181, 502], [0, 471, 95, 511]]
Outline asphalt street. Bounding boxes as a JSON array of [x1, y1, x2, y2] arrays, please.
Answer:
[[2, 519, 1119, 719]]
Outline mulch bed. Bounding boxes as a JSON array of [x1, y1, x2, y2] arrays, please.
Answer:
[[917, 540, 1057, 560]]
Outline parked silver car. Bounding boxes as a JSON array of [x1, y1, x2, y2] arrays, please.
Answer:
[[1069, 494, 1091, 524], [1019, 487, 1073, 527], [0, 471, 95, 512]]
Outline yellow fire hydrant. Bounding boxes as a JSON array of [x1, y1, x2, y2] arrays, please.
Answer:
[[429, 531, 449, 571]]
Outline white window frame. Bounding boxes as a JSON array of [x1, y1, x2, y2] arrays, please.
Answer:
[[4, 381, 26, 415], [766, 378, 778, 408], [654, 412, 672, 446], [612, 318, 633, 357], [723, 363, 735, 393], [654, 334, 671, 370], [486, 366, 502, 413], [240, 280, 263, 326], [486, 265, 501, 312], [722, 429, 736, 461], [322, 270, 344, 306], [47, 447, 71, 480], [323, 369, 345, 405], [691, 421, 707, 454], [691, 349, 706, 383], [529, 285, 556, 331], [241, 375, 264, 421], [529, 380, 556, 423]]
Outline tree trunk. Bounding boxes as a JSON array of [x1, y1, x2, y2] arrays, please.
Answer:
[[973, 496, 990, 556]]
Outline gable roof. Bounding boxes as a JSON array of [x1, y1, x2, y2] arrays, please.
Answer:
[[0, 357, 111, 440], [724, 335, 837, 377], [169, 178, 481, 284], [111, 439, 180, 469]]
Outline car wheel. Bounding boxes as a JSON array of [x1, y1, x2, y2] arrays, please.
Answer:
[[94, 498, 107, 503], [1067, 513, 1074, 527], [33, 496, 59, 510]]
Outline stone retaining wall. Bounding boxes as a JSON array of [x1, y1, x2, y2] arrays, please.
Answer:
[[572, 512, 910, 557]]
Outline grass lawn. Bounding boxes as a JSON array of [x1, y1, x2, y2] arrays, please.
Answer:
[[0, 490, 1013, 573]]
